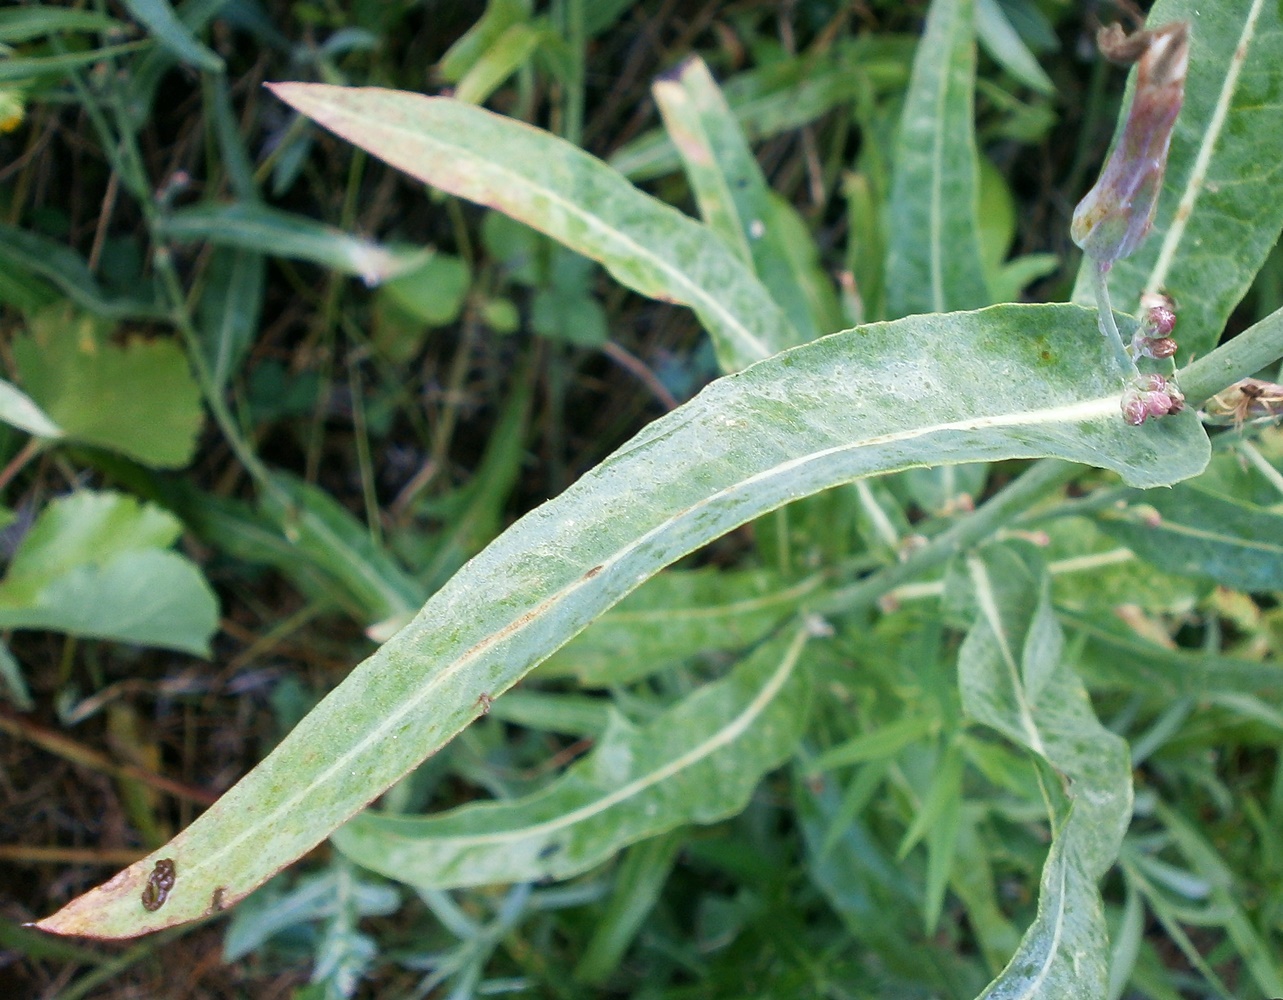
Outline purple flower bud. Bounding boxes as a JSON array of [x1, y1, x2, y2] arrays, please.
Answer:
[[1121, 394, 1149, 425], [1140, 291, 1177, 336], [1071, 22, 1189, 263]]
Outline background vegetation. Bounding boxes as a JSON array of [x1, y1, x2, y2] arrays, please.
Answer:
[[1, 1, 1281, 998]]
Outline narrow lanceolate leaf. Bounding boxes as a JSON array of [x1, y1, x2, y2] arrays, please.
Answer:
[[538, 567, 826, 686], [1095, 483, 1283, 591], [0, 379, 62, 439], [122, 0, 222, 72], [653, 56, 822, 340], [960, 545, 1133, 1000], [36, 303, 1208, 940], [886, 0, 991, 318], [267, 82, 797, 373], [156, 203, 422, 287], [331, 624, 812, 890], [1072, 0, 1283, 358]]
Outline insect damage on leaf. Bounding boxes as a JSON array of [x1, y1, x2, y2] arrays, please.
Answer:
[[140, 859, 176, 912]]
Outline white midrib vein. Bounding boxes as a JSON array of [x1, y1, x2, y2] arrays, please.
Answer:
[[152, 392, 1119, 897], [329, 94, 776, 365], [419, 624, 810, 848], [968, 556, 1047, 757], [1144, 0, 1267, 297], [1001, 856, 1069, 1000]]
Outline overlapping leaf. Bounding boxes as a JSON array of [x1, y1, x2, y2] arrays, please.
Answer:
[[267, 82, 798, 372], [960, 545, 1132, 1000], [1072, 0, 1283, 358], [37, 302, 1209, 940], [331, 624, 812, 890]]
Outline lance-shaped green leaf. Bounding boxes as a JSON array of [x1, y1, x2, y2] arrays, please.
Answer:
[[35, 303, 1208, 940], [538, 567, 826, 686], [653, 55, 836, 342], [1072, 0, 1283, 359], [331, 624, 812, 890], [1095, 482, 1283, 591], [0, 224, 165, 321], [122, 0, 222, 72], [886, 0, 991, 317], [609, 37, 915, 182], [959, 545, 1132, 1000], [267, 82, 796, 372], [0, 379, 62, 439], [155, 203, 422, 287]]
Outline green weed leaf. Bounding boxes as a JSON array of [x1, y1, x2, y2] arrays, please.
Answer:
[[13, 309, 202, 469], [1072, 0, 1283, 358], [0, 492, 218, 656], [330, 624, 812, 889], [961, 545, 1132, 999], [35, 303, 1207, 939], [887, 0, 991, 317], [267, 82, 798, 372], [1096, 482, 1283, 591]]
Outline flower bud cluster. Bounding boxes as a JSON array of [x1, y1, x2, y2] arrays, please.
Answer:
[[1131, 291, 1178, 360], [1121, 374, 1185, 425]]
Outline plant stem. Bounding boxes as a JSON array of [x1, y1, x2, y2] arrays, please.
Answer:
[[1092, 259, 1140, 378], [813, 459, 1079, 616], [1177, 304, 1283, 404]]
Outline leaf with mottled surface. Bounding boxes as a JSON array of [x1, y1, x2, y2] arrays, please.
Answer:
[[961, 545, 1132, 1000], [331, 625, 812, 890], [36, 303, 1206, 940], [887, 0, 991, 317], [267, 82, 797, 372], [1071, 0, 1283, 359]]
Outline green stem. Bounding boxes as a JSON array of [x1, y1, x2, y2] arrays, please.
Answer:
[[1093, 260, 1140, 378], [1177, 305, 1283, 404], [813, 459, 1079, 616]]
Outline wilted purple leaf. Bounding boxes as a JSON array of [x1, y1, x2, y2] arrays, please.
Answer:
[[1072, 21, 1190, 264]]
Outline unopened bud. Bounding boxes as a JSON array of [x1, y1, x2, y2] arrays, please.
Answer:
[[1071, 22, 1190, 263]]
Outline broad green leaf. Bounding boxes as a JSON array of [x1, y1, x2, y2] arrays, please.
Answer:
[[1072, 0, 1283, 359], [609, 37, 915, 182], [1095, 482, 1283, 591], [0, 224, 164, 320], [156, 203, 422, 287], [13, 309, 202, 469], [960, 545, 1132, 1000], [122, 0, 222, 72], [331, 624, 812, 890], [0, 378, 62, 438], [538, 567, 825, 685], [0, 492, 218, 656], [36, 303, 1209, 940], [267, 82, 800, 372], [378, 251, 469, 328], [886, 0, 991, 317], [0, 7, 123, 43]]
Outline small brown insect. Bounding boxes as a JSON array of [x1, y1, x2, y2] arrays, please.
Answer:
[[1201, 378, 1283, 432], [141, 858, 176, 912], [476, 692, 493, 715]]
